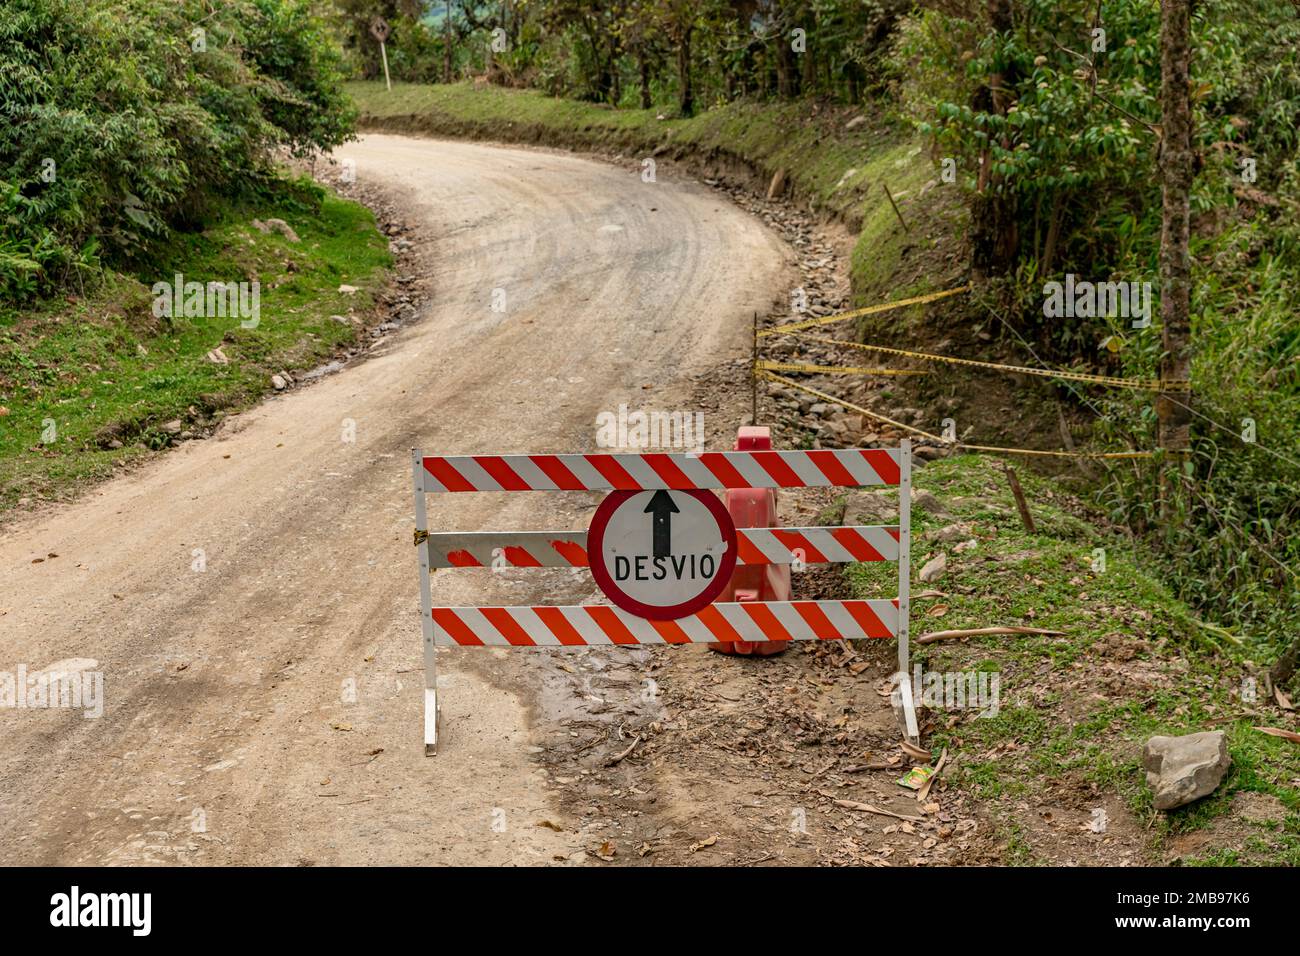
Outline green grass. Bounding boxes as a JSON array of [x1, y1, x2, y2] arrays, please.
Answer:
[[0, 179, 391, 513], [846, 453, 1300, 865]]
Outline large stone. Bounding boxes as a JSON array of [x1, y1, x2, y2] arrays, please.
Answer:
[[766, 168, 788, 200], [928, 521, 974, 543], [843, 489, 896, 525], [1143, 731, 1231, 810], [918, 553, 947, 582], [911, 488, 948, 516], [263, 218, 300, 243]]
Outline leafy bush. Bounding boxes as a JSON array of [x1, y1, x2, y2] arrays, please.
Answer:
[[0, 0, 356, 301]]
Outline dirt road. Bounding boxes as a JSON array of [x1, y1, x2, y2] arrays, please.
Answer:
[[0, 134, 791, 865]]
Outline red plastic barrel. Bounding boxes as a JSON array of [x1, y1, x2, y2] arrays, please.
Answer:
[[710, 426, 791, 656]]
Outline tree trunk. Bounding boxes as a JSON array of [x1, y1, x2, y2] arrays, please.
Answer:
[[1271, 634, 1300, 689], [776, 31, 800, 98], [802, 11, 817, 93], [638, 47, 652, 109], [970, 0, 1019, 278], [1041, 191, 1064, 274], [1157, 0, 1194, 506], [443, 2, 454, 84], [677, 27, 694, 116]]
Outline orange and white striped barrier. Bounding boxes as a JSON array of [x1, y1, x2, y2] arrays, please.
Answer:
[[424, 525, 900, 568], [419, 448, 903, 493], [431, 600, 899, 647], [411, 443, 913, 755]]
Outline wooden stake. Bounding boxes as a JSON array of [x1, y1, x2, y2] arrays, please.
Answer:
[[882, 182, 910, 233], [1002, 464, 1036, 533]]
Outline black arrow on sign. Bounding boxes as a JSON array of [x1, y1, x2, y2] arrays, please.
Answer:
[[644, 490, 679, 558]]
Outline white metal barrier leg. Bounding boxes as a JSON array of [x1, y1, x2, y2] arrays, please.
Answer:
[[413, 449, 440, 756], [896, 439, 919, 745]]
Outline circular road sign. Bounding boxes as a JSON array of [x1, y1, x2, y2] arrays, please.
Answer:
[[588, 489, 737, 621]]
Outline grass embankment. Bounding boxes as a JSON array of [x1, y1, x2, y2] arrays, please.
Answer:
[[348, 80, 964, 307], [0, 182, 391, 514], [846, 454, 1300, 865]]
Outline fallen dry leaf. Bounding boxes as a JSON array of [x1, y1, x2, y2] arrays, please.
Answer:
[[536, 820, 564, 832], [917, 626, 1063, 644], [917, 748, 948, 801], [900, 740, 931, 761], [690, 835, 718, 852], [820, 790, 925, 822], [1254, 726, 1300, 744]]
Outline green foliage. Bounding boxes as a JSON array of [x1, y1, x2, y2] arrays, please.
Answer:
[[0, 0, 356, 302], [247, 0, 359, 154], [337, 1, 914, 113], [894, 0, 1300, 654]]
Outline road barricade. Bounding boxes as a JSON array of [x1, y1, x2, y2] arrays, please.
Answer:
[[411, 442, 913, 754]]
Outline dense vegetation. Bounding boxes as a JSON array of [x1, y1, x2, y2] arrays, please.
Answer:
[[0, 0, 385, 511], [344, 1, 1298, 659], [0, 0, 356, 301]]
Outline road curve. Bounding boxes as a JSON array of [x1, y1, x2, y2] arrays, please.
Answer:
[[0, 134, 791, 865]]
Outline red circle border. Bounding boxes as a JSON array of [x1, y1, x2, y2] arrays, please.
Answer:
[[587, 489, 738, 621]]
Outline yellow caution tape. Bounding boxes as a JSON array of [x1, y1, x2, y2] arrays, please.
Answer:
[[756, 360, 929, 377], [791, 332, 1190, 393], [758, 370, 1154, 460], [759, 371, 947, 441], [759, 286, 972, 339]]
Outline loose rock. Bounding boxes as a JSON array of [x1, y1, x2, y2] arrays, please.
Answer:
[[767, 169, 788, 200], [911, 488, 948, 516], [263, 218, 300, 243], [1143, 731, 1231, 810], [919, 553, 947, 583]]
